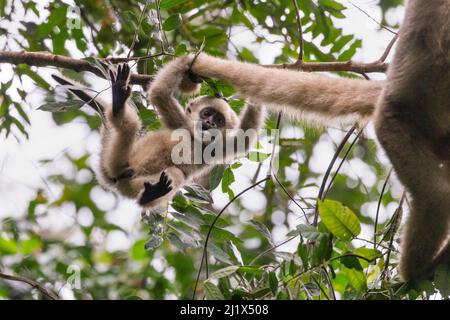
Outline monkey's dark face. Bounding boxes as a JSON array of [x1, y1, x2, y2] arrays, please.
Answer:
[[186, 96, 240, 136], [199, 107, 226, 131]]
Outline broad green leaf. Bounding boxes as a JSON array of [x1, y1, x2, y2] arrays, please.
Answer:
[[318, 199, 361, 241], [162, 14, 182, 31], [249, 220, 274, 246], [160, 0, 190, 9], [209, 165, 225, 191], [0, 236, 18, 254], [221, 167, 235, 199], [354, 247, 382, 267], [342, 266, 367, 291], [20, 237, 42, 255], [200, 225, 241, 243], [297, 243, 309, 269], [269, 271, 278, 295], [204, 281, 225, 300], [184, 184, 213, 203], [287, 224, 324, 241], [247, 151, 270, 162], [238, 265, 264, 277]]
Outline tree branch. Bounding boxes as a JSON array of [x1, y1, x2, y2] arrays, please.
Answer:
[[0, 51, 154, 86], [0, 272, 58, 300], [264, 59, 388, 73]]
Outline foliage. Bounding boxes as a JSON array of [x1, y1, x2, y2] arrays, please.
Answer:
[[1, 0, 448, 300]]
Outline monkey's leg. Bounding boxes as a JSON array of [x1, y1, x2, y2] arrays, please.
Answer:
[[375, 108, 450, 280]]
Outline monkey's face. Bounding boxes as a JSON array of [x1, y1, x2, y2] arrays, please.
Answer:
[[198, 107, 226, 130], [186, 96, 239, 136]]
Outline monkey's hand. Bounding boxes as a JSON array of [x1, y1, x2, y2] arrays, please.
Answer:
[[138, 171, 173, 205], [111, 64, 132, 117]]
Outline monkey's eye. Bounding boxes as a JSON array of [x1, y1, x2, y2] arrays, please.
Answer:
[[202, 108, 213, 117], [187, 107, 192, 113]]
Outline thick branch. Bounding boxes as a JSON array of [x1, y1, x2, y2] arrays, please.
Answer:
[[0, 272, 58, 300], [265, 59, 388, 73], [1, 51, 389, 93], [0, 51, 154, 86]]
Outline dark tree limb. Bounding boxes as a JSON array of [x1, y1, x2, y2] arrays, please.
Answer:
[[0, 51, 154, 86], [0, 272, 58, 300]]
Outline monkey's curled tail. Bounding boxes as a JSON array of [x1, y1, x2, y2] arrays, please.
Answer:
[[191, 54, 385, 122]]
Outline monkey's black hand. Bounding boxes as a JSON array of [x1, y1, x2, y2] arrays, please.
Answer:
[[111, 63, 132, 117], [138, 171, 173, 205]]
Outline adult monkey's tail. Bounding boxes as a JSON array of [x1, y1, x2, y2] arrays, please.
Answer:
[[190, 54, 384, 122]]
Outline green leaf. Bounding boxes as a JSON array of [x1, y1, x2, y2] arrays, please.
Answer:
[[297, 243, 309, 269], [311, 233, 331, 266], [247, 151, 270, 162], [342, 266, 367, 291], [200, 225, 241, 243], [131, 240, 148, 260], [318, 199, 361, 241], [238, 265, 264, 277], [160, 0, 190, 9], [269, 271, 278, 295], [209, 165, 225, 191], [20, 236, 42, 255], [249, 220, 274, 246], [209, 266, 239, 279], [162, 14, 182, 31], [354, 247, 382, 267], [184, 184, 213, 203], [204, 281, 225, 300], [0, 236, 18, 254], [287, 224, 323, 241], [221, 167, 235, 199], [340, 255, 363, 271], [38, 100, 85, 112]]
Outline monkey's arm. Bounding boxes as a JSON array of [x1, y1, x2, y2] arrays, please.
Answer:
[[149, 57, 200, 129], [221, 103, 266, 162], [191, 54, 384, 120]]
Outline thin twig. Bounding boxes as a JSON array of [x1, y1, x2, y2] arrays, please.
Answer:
[[378, 34, 399, 62], [0, 272, 58, 300], [292, 0, 304, 61], [347, 0, 398, 35], [313, 125, 358, 226], [127, 3, 149, 58], [381, 193, 405, 280], [374, 168, 392, 248]]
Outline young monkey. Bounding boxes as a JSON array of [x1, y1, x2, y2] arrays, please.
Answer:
[[53, 57, 266, 208]]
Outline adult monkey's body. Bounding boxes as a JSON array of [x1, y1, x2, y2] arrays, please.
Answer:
[[187, 0, 450, 280]]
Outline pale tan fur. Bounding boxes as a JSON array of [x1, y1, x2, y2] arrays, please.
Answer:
[[191, 55, 384, 122], [187, 0, 450, 280], [54, 57, 265, 208]]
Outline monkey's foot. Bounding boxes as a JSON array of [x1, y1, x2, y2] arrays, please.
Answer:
[[111, 63, 132, 117], [138, 171, 173, 205]]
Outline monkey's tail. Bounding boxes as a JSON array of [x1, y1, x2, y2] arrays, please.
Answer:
[[51, 74, 106, 119]]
